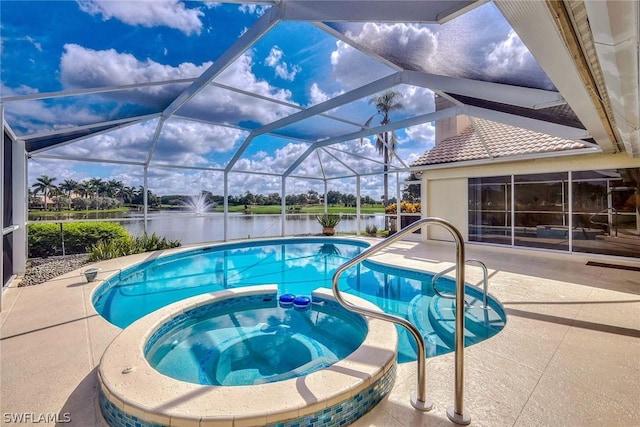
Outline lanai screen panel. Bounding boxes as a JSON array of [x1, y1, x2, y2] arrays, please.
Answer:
[[3, 82, 198, 138], [233, 20, 398, 107], [272, 115, 362, 141], [43, 119, 160, 163], [321, 85, 436, 131], [230, 134, 313, 175], [175, 84, 301, 128], [151, 118, 249, 169], [148, 169, 224, 199], [325, 1, 556, 91]]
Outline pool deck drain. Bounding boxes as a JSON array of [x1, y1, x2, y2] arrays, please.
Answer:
[[2, 238, 639, 426]]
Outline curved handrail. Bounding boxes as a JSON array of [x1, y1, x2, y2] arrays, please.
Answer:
[[331, 217, 470, 423], [588, 207, 618, 237], [432, 259, 489, 309]]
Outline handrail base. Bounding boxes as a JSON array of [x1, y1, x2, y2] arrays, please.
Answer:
[[447, 407, 471, 425], [410, 391, 433, 412]]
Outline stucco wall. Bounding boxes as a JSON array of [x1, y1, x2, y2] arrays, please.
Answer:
[[420, 152, 640, 242]]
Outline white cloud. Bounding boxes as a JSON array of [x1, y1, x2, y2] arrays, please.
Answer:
[[485, 30, 536, 78], [395, 86, 435, 116], [265, 46, 301, 81], [308, 83, 330, 105], [329, 40, 392, 88], [58, 45, 297, 125], [2, 84, 107, 135], [60, 43, 207, 89], [77, 0, 204, 35], [180, 53, 298, 124], [233, 142, 309, 174], [345, 23, 438, 71], [238, 4, 269, 16], [402, 122, 435, 146]]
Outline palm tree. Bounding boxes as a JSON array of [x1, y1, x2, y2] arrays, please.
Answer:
[[86, 177, 104, 199], [363, 91, 404, 225], [58, 179, 78, 209], [75, 182, 89, 199], [107, 179, 124, 198], [32, 175, 57, 210], [120, 186, 136, 205]]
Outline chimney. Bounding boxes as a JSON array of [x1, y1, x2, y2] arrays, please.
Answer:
[[435, 95, 470, 145]]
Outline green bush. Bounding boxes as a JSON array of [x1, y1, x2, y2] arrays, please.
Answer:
[[88, 232, 181, 262], [364, 224, 378, 235], [28, 222, 129, 258]]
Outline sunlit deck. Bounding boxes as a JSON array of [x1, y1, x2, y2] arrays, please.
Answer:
[[1, 238, 638, 426]]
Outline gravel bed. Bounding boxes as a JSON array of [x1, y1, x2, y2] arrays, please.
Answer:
[[20, 254, 92, 287]]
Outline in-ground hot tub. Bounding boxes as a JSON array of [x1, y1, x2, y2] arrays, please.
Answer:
[[145, 287, 367, 387], [98, 285, 397, 427]]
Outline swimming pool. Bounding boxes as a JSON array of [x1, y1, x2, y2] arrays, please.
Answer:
[[92, 237, 506, 360]]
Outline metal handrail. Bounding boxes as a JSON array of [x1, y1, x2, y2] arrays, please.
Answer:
[[432, 259, 489, 309], [331, 217, 471, 424], [588, 207, 618, 237]]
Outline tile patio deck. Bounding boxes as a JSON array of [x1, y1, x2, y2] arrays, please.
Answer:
[[1, 239, 639, 427]]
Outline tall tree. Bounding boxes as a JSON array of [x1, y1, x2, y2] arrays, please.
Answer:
[[86, 178, 104, 198], [364, 91, 404, 224], [59, 179, 78, 209], [32, 175, 57, 209]]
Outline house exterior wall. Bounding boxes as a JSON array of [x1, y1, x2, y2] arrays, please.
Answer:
[[420, 152, 640, 243]]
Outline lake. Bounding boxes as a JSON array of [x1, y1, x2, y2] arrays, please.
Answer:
[[116, 212, 387, 244]]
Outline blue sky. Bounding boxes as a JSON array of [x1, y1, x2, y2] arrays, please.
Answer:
[[1, 1, 549, 198]]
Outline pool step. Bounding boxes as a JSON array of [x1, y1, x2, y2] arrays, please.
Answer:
[[406, 295, 451, 357], [427, 295, 506, 347]]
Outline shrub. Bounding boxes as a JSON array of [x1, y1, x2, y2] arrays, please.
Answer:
[[28, 222, 129, 258], [88, 232, 181, 262], [364, 224, 378, 235], [385, 201, 421, 214]]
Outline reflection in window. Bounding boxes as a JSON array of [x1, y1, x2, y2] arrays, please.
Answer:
[[468, 168, 640, 258], [572, 169, 639, 257], [468, 176, 511, 244], [514, 173, 568, 251]]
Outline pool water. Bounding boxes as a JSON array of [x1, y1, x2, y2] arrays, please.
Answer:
[[144, 294, 367, 386], [93, 238, 506, 361]]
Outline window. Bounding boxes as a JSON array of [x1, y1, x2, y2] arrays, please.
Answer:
[[468, 168, 639, 258], [514, 173, 568, 251], [468, 176, 511, 244]]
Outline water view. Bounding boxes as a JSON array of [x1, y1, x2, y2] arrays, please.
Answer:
[[123, 212, 386, 244]]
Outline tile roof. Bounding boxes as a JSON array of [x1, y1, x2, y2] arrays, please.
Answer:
[[411, 119, 591, 167]]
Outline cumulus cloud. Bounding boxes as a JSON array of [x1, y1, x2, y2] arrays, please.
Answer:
[[2, 83, 107, 135], [182, 53, 298, 125], [58, 44, 297, 125], [344, 23, 438, 71], [402, 122, 435, 146], [485, 30, 538, 78], [308, 83, 330, 105], [60, 43, 207, 90], [393, 86, 435, 116], [43, 117, 246, 170], [233, 142, 309, 174], [330, 40, 393, 88], [77, 0, 204, 35], [265, 46, 301, 81]]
